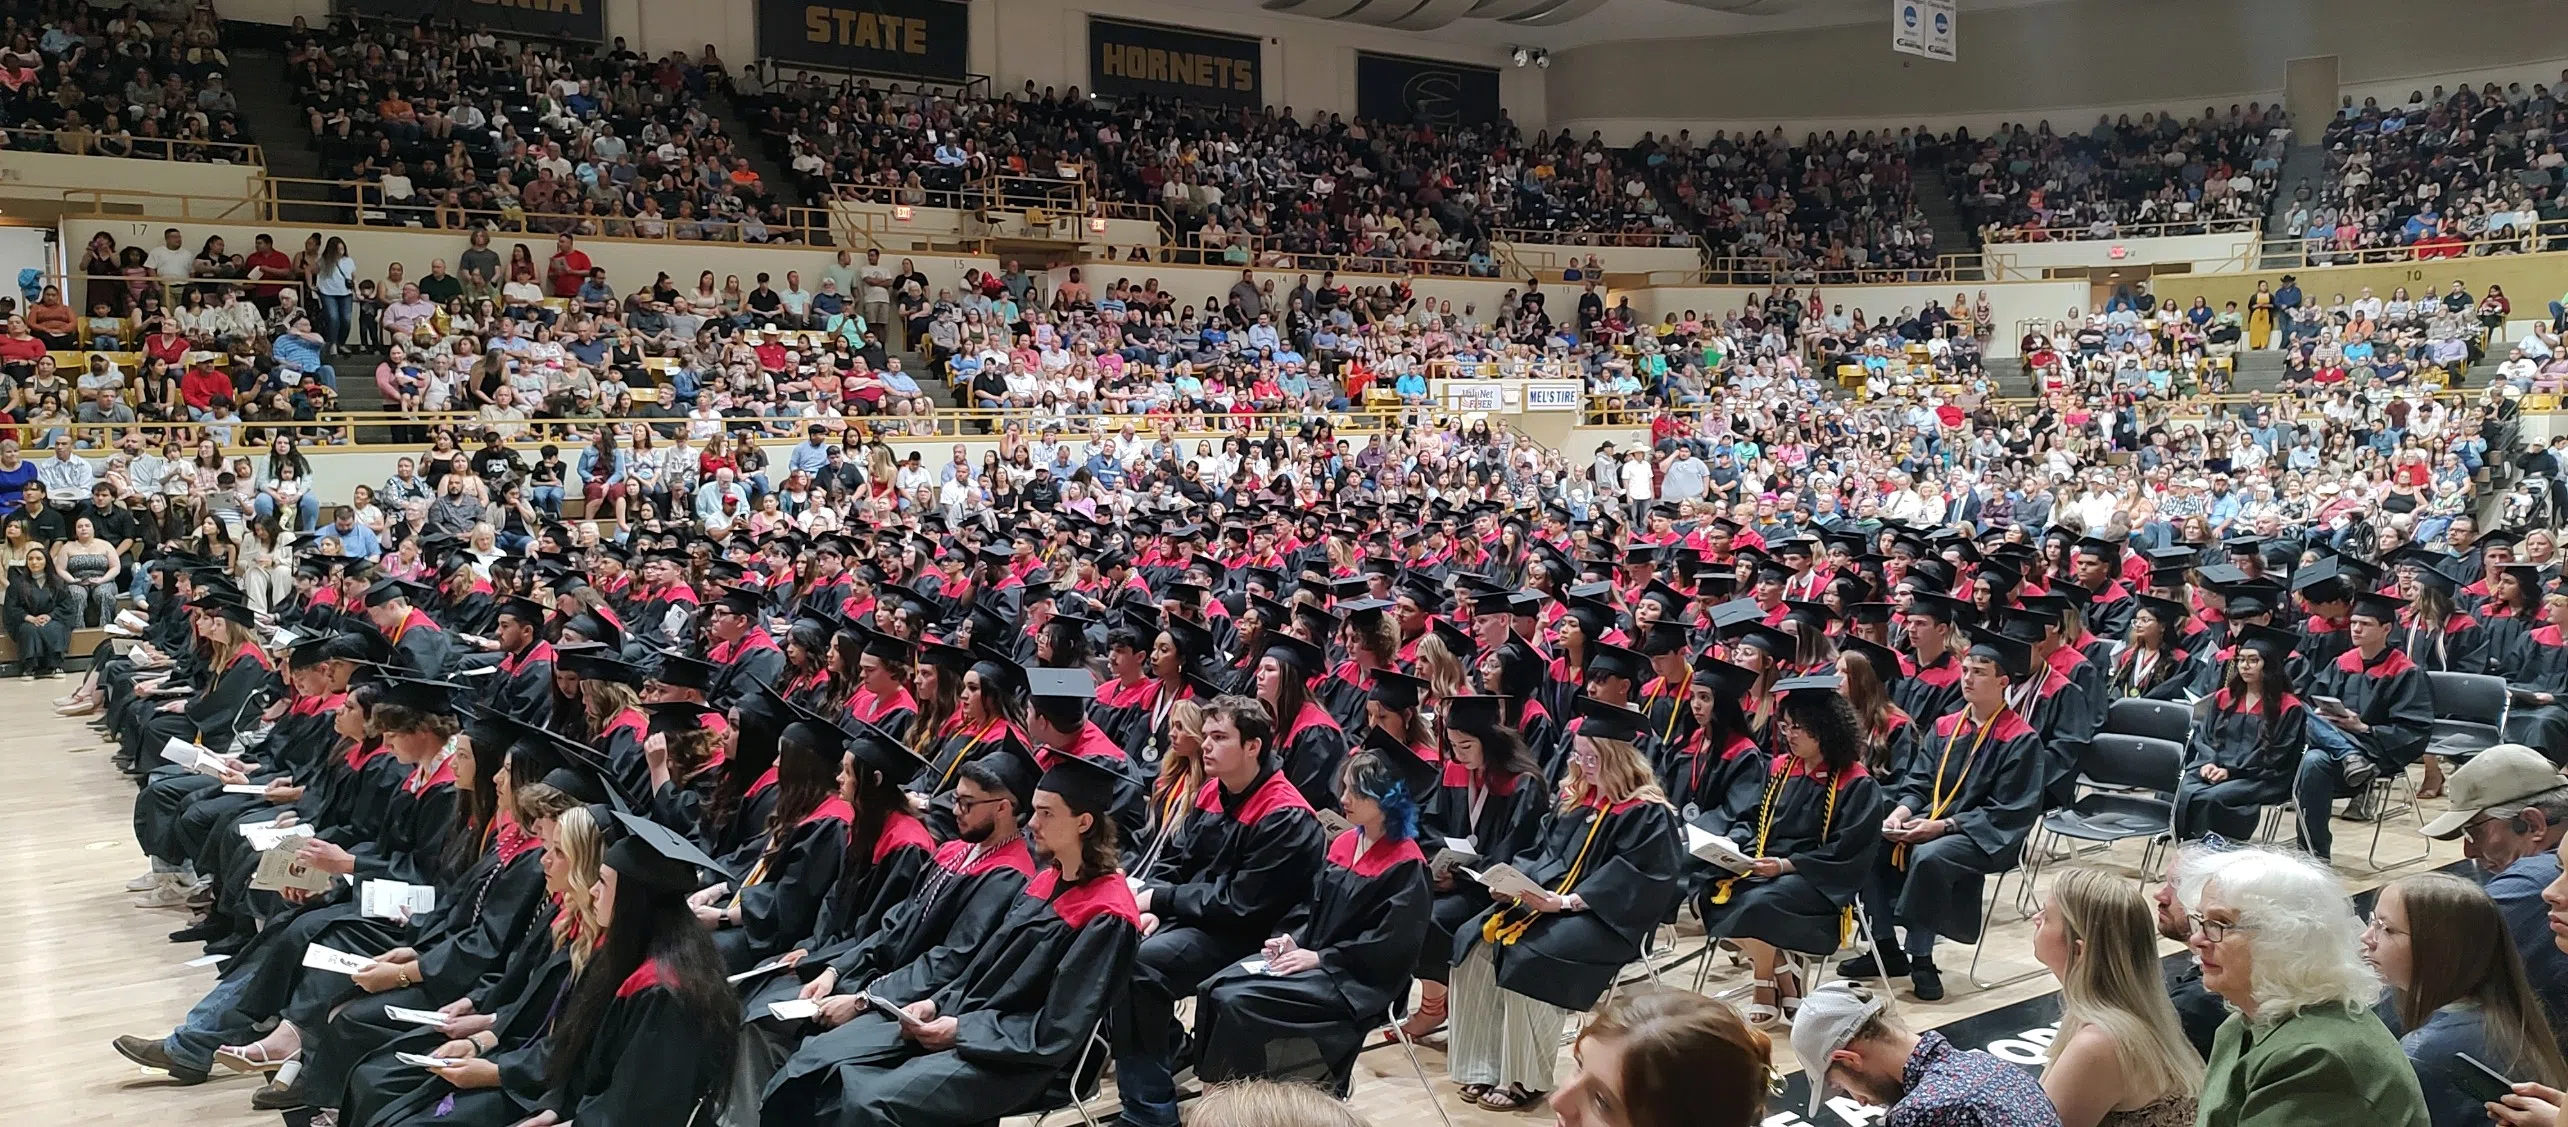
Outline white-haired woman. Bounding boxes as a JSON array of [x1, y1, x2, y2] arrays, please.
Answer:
[[2191, 847, 2430, 1127]]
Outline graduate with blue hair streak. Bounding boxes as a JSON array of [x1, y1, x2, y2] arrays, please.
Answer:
[[1189, 729, 1436, 1095]]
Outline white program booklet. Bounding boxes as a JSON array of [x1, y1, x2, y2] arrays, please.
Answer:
[[161, 737, 221, 775], [765, 998, 822, 1021], [394, 1052, 459, 1070], [1460, 863, 1546, 900], [239, 819, 315, 852], [361, 880, 437, 921], [383, 1006, 449, 1026], [222, 783, 268, 795], [1686, 825, 1755, 874], [1427, 837, 1479, 875], [301, 944, 375, 975]]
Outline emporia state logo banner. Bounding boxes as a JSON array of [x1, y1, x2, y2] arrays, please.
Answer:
[[1354, 51, 1500, 127], [341, 0, 604, 42], [1089, 18, 1261, 108], [760, 0, 970, 81]]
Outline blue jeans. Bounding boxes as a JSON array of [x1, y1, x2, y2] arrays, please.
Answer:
[[162, 962, 256, 1073], [316, 292, 353, 352], [530, 485, 564, 517], [1114, 1053, 1180, 1127], [253, 493, 321, 529], [2292, 716, 2367, 859]]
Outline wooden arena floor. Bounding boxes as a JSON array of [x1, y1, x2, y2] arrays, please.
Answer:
[[1, 676, 2461, 1126]]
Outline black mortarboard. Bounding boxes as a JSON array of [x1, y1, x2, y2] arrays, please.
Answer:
[[1024, 666, 1099, 706], [2220, 580, 2285, 618], [2350, 591, 2406, 624], [496, 594, 548, 628], [2132, 594, 2188, 630], [1263, 631, 1328, 672], [1429, 616, 1477, 659], [2232, 624, 2300, 666], [1442, 694, 1508, 741], [1782, 600, 1836, 629], [1583, 640, 1648, 683], [1361, 724, 1440, 792], [651, 651, 718, 693], [1037, 750, 1125, 815], [559, 648, 646, 686], [1723, 621, 1795, 658], [1368, 667, 1428, 712], [1963, 627, 2033, 680], [195, 597, 259, 630], [1573, 695, 1649, 744], [645, 700, 720, 736], [562, 611, 622, 648], [712, 585, 763, 617], [1691, 652, 1757, 696], [607, 810, 733, 890], [1773, 672, 1845, 694], [846, 715, 930, 784], [1838, 636, 1904, 686], [364, 577, 434, 607], [376, 676, 465, 713]]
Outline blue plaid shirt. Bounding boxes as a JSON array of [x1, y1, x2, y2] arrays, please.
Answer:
[[1888, 1032, 2063, 1127]]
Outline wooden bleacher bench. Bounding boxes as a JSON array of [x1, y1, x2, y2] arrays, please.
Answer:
[[0, 626, 109, 668]]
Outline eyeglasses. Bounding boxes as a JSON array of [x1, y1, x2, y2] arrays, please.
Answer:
[[950, 794, 1004, 814], [2187, 911, 2256, 943]]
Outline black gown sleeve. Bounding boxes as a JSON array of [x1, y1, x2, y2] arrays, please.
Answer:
[[1781, 776, 1886, 899], [734, 818, 850, 957], [948, 915, 1139, 1068], [1279, 725, 1350, 811], [417, 854, 549, 998], [1310, 860, 1432, 997], [551, 986, 726, 1124], [1159, 812, 1327, 929], [1948, 732, 2045, 858]]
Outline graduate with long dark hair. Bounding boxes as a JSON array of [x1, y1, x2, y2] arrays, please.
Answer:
[[2110, 594, 2205, 701], [526, 811, 743, 1125], [761, 753, 1141, 1127], [1696, 676, 1885, 1026], [1403, 694, 1547, 1039], [919, 647, 1030, 837], [2172, 625, 2309, 841], [1660, 654, 1765, 834], [1254, 632, 1349, 811], [1194, 734, 1434, 1094], [697, 703, 862, 973]]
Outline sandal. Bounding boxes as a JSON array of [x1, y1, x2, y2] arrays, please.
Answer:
[[1476, 1084, 1547, 1112], [1745, 977, 1783, 1027], [1776, 966, 1807, 1018], [214, 1044, 297, 1074], [1457, 1083, 1493, 1103]]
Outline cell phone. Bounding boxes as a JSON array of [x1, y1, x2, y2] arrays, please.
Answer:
[[867, 993, 924, 1029], [2452, 1051, 2517, 1104], [2312, 695, 2349, 714]]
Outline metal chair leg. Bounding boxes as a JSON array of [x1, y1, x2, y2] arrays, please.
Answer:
[[2362, 769, 2434, 872], [1385, 1002, 1459, 1127], [1968, 867, 2047, 991]]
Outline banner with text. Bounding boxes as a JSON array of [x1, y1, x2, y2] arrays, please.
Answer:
[[759, 0, 970, 81], [339, 0, 603, 43], [1354, 52, 1501, 128], [1088, 18, 1261, 108], [1890, 0, 1956, 61]]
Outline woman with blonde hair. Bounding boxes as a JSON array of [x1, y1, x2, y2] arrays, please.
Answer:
[[1555, 990, 1774, 1127], [1446, 696, 1682, 1112], [2033, 867, 2204, 1127], [2364, 872, 2568, 1127], [1187, 1080, 1370, 1127]]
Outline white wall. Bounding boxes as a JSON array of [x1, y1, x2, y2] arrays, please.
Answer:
[[1983, 232, 2261, 280], [0, 226, 58, 306]]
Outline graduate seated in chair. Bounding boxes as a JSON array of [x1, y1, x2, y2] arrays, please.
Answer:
[[1403, 694, 1548, 1041], [1444, 696, 1683, 1114], [2172, 626, 2308, 841], [2294, 592, 2436, 862], [1193, 731, 1435, 1095], [1695, 675, 1886, 1027], [1111, 693, 1326, 1127], [761, 753, 1143, 1127], [1844, 630, 2045, 1002]]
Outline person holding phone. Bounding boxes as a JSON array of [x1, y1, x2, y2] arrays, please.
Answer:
[[2362, 872, 2568, 1127], [2294, 591, 2436, 862]]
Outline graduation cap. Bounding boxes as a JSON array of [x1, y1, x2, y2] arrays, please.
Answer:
[[1574, 695, 1650, 744], [846, 714, 931, 785], [1400, 575, 1449, 614], [562, 611, 622, 649], [1583, 639, 1648, 684], [1037, 749, 1124, 815], [1723, 621, 1795, 659], [1024, 666, 1100, 708], [1963, 627, 2033, 680], [194, 597, 259, 630], [2502, 563, 2553, 599], [1706, 597, 1767, 629], [2073, 535, 2124, 565], [1339, 598, 1394, 632], [1773, 672, 1845, 694], [2411, 560, 2463, 595], [1781, 600, 1836, 630], [2478, 528, 2527, 551], [2017, 594, 2077, 627], [2132, 593, 2189, 631], [1504, 590, 1549, 617], [1844, 602, 1896, 627], [1368, 667, 1429, 712], [1631, 619, 1687, 658], [363, 576, 434, 607], [559, 648, 646, 686], [1691, 652, 1757, 697], [376, 676, 466, 713], [1773, 536, 1818, 559], [1360, 724, 1440, 792], [2232, 624, 2300, 666], [607, 810, 733, 891], [1427, 616, 1478, 660], [1262, 631, 1329, 673], [1442, 694, 1509, 742], [1974, 561, 2024, 595], [2349, 589, 2406, 625], [644, 700, 721, 737], [492, 594, 548, 629], [708, 585, 765, 616], [2222, 535, 2268, 557], [2219, 580, 2286, 619], [1838, 636, 1904, 687]]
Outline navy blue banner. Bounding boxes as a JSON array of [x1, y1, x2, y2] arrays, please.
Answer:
[[1089, 18, 1261, 108], [1354, 52, 1500, 127], [759, 0, 971, 82]]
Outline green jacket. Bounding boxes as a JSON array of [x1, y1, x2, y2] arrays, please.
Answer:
[[2198, 1001, 2430, 1127]]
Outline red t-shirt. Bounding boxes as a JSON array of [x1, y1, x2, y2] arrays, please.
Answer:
[[546, 250, 592, 297], [145, 333, 189, 366], [243, 249, 294, 298], [0, 335, 44, 363], [181, 365, 231, 409]]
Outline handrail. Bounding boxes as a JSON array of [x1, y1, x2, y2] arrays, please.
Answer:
[[2249, 218, 2568, 269], [1639, 250, 1988, 287], [2, 123, 264, 166], [1154, 231, 1505, 279], [1492, 227, 1698, 249], [749, 59, 993, 106], [1981, 215, 2265, 243], [58, 178, 838, 245]]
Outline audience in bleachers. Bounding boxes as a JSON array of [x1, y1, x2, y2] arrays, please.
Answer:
[[2288, 81, 2568, 264], [0, 0, 248, 161], [1631, 126, 1937, 282], [1959, 106, 2288, 243]]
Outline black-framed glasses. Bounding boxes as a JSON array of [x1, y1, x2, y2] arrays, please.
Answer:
[[2187, 911, 2257, 943], [951, 794, 1004, 814]]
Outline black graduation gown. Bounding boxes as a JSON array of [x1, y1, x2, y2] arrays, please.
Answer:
[[352, 912, 571, 1127], [1634, 677, 1693, 755], [1875, 707, 2045, 942], [1275, 701, 1352, 812], [1698, 759, 1886, 954], [1451, 797, 1683, 1012], [1088, 676, 1168, 764], [762, 870, 1142, 1127], [2086, 584, 2138, 640], [1414, 761, 1549, 983], [1194, 831, 1432, 1095], [1893, 650, 1965, 725], [916, 717, 1023, 839], [1662, 729, 1768, 833], [1313, 662, 1375, 735], [2480, 609, 2533, 677], [2397, 611, 2486, 676], [792, 813, 937, 966], [717, 800, 855, 973], [484, 640, 554, 722], [2107, 644, 2204, 702], [384, 610, 455, 678], [537, 961, 734, 1124], [709, 629, 789, 712], [2173, 691, 2309, 840], [438, 589, 498, 638], [2306, 646, 2437, 770]]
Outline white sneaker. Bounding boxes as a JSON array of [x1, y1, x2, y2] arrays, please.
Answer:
[[125, 871, 175, 892], [133, 882, 196, 908]]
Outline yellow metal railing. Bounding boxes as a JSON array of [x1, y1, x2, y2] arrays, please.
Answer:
[[2249, 219, 2568, 269], [1639, 251, 1989, 286], [1981, 215, 2265, 244], [2, 123, 264, 166]]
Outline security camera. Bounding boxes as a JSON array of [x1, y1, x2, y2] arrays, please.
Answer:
[[1534, 50, 1550, 68], [1511, 46, 1530, 67]]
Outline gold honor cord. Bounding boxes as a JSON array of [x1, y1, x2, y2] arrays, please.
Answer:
[[1483, 804, 1610, 947], [1893, 711, 2002, 869]]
